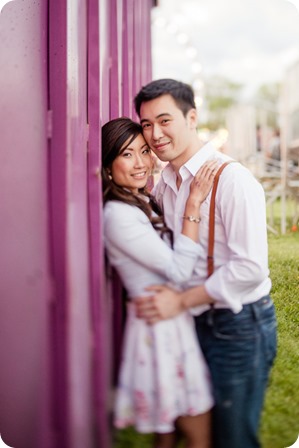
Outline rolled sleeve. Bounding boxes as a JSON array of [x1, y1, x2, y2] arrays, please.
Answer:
[[204, 167, 271, 312]]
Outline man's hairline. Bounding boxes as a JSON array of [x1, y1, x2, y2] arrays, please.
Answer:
[[136, 92, 193, 118]]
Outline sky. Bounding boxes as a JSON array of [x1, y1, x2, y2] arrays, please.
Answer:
[[151, 0, 299, 99]]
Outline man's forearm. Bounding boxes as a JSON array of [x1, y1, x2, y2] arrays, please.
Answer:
[[181, 284, 214, 309]]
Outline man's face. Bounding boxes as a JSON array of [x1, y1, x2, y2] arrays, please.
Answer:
[[139, 94, 197, 167]]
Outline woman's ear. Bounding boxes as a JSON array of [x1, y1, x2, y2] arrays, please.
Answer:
[[106, 168, 112, 179]]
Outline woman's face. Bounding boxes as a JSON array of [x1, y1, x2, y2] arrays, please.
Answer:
[[111, 133, 152, 193]]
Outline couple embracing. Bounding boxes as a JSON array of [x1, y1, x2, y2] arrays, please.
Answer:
[[102, 78, 277, 448]]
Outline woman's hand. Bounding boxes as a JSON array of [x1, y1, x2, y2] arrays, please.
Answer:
[[187, 160, 219, 206], [135, 285, 183, 325]]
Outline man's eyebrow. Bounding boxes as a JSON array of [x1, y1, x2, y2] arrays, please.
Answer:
[[140, 113, 172, 124]]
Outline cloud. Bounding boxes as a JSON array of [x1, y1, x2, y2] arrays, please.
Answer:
[[152, 0, 299, 94]]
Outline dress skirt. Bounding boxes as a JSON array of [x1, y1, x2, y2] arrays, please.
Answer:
[[114, 303, 214, 434]]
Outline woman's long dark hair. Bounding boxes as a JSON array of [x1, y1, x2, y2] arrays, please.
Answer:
[[101, 117, 172, 242]]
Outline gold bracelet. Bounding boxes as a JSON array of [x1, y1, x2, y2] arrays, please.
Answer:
[[182, 215, 201, 223]]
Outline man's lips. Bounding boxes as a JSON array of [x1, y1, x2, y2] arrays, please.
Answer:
[[153, 142, 169, 151]]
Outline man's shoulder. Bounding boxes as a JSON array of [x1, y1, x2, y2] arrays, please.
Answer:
[[217, 159, 264, 199], [214, 155, 252, 177]]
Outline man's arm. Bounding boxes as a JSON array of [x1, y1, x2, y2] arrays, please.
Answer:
[[135, 284, 214, 324]]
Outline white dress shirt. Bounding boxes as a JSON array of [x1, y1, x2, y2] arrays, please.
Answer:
[[153, 142, 272, 314]]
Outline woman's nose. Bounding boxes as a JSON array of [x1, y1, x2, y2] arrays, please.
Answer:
[[134, 153, 146, 167]]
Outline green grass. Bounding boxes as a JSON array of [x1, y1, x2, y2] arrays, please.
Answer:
[[266, 197, 298, 234], [113, 224, 299, 448], [260, 231, 299, 448]]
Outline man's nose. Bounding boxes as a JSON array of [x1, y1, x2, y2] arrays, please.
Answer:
[[152, 124, 163, 141]]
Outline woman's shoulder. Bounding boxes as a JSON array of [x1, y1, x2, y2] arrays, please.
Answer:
[[104, 199, 130, 213], [104, 200, 149, 223]]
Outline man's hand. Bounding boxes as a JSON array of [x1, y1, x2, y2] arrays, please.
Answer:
[[135, 285, 183, 324]]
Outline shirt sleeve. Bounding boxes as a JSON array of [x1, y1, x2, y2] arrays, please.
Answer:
[[204, 166, 270, 312], [104, 201, 201, 284]]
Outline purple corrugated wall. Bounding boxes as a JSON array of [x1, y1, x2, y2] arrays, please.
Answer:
[[0, 0, 155, 447], [0, 1, 50, 447]]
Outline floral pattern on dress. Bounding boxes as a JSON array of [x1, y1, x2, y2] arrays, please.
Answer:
[[113, 305, 214, 434]]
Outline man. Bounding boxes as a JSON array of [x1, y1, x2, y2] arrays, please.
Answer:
[[133, 78, 277, 448]]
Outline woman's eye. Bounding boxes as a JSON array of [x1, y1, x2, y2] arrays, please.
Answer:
[[143, 148, 150, 154], [122, 152, 131, 157]]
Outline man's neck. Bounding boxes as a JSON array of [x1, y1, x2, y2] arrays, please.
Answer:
[[171, 139, 205, 184], [176, 173, 183, 190]]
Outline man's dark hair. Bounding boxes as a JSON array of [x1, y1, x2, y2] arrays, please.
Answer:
[[134, 78, 196, 117]]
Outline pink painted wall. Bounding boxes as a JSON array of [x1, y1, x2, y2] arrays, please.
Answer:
[[0, 0, 155, 447], [0, 1, 50, 447]]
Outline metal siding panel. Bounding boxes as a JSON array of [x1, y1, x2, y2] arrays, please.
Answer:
[[48, 0, 70, 446], [144, 0, 153, 84], [104, 0, 156, 433], [88, 0, 112, 446], [135, 0, 142, 91], [122, 0, 134, 117], [130, 0, 153, 120], [0, 0, 51, 447], [109, 0, 120, 118], [66, 1, 93, 447], [0, 0, 155, 447], [100, 0, 110, 124], [147, 0, 154, 80]]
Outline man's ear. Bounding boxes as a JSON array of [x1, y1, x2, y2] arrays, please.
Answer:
[[187, 108, 198, 129]]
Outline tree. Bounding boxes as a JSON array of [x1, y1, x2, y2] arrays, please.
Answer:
[[254, 82, 280, 128], [201, 75, 244, 130]]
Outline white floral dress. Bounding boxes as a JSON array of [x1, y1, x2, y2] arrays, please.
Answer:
[[104, 200, 214, 433]]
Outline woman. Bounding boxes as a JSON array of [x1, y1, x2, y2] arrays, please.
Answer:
[[102, 117, 217, 448]]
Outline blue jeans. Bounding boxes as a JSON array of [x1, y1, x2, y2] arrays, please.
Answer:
[[194, 295, 277, 448]]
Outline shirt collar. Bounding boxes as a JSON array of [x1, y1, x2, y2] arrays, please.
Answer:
[[183, 141, 217, 176], [160, 141, 218, 185]]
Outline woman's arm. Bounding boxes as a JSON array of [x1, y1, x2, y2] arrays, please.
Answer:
[[181, 160, 218, 242], [135, 284, 214, 324]]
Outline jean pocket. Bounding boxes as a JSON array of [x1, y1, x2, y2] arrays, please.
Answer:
[[212, 308, 258, 341], [260, 310, 277, 365]]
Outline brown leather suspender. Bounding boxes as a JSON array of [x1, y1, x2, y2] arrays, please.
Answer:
[[207, 161, 234, 278]]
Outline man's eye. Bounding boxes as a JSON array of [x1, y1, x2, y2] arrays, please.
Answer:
[[142, 123, 151, 129]]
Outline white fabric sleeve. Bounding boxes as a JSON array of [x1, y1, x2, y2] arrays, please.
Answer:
[[204, 167, 270, 312], [104, 201, 202, 284]]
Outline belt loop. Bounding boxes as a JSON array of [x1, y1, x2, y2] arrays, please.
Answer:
[[207, 307, 214, 326], [250, 302, 259, 321]]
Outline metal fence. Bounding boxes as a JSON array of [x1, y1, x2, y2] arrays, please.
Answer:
[[0, 1, 155, 447]]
